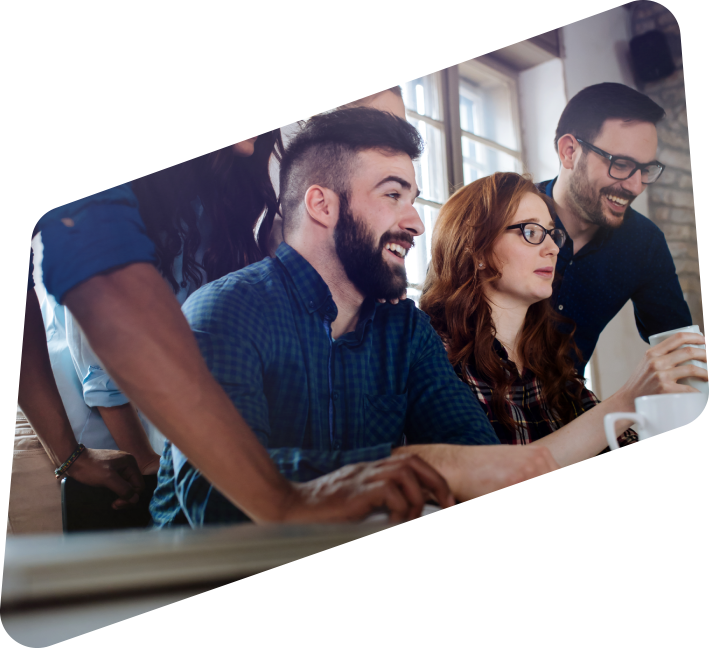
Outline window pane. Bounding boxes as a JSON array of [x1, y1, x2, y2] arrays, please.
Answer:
[[408, 117, 447, 204], [461, 137, 521, 185], [458, 65, 518, 152], [405, 203, 439, 294], [402, 76, 441, 121]]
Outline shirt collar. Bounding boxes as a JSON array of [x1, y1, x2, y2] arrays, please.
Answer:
[[275, 242, 381, 342], [275, 243, 337, 319], [544, 178, 574, 255], [492, 338, 508, 360], [543, 178, 555, 198], [492, 339, 532, 381]]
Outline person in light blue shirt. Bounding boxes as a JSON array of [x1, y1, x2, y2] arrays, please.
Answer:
[[12, 251, 144, 533], [31, 186, 215, 461], [41, 291, 121, 450], [31, 132, 284, 474]]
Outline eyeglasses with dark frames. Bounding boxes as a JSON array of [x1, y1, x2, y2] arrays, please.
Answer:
[[505, 222, 567, 248], [575, 138, 665, 184]]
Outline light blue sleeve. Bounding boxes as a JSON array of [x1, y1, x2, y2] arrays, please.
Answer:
[[64, 306, 130, 408]]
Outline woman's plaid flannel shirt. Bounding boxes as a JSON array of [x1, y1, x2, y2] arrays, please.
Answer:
[[458, 341, 637, 448]]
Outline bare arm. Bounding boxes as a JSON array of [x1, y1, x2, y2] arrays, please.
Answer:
[[63, 263, 455, 522], [532, 332, 708, 467], [20, 290, 81, 468], [18, 290, 144, 506], [530, 393, 635, 467], [64, 263, 295, 521], [392, 444, 559, 501], [96, 404, 161, 475]]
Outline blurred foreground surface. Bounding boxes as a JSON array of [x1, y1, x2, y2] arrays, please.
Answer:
[[2, 518, 399, 646]]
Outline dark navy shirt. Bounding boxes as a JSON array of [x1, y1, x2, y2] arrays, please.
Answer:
[[151, 243, 498, 527], [540, 178, 691, 371]]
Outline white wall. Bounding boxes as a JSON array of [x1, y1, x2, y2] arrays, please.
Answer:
[[519, 58, 567, 183], [562, 7, 637, 98]]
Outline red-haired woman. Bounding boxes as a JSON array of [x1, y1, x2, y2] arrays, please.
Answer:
[[420, 172, 706, 466]]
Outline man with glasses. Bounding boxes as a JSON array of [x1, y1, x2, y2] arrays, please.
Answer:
[[538, 82, 692, 372]]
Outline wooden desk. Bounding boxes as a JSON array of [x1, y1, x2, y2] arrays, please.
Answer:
[[2, 520, 392, 646]]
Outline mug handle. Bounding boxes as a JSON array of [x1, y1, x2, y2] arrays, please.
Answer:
[[604, 412, 647, 450]]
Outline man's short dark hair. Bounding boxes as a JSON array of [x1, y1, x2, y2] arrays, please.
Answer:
[[554, 82, 665, 151], [279, 107, 423, 234]]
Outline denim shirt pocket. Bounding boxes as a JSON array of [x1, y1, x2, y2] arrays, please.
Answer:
[[364, 393, 408, 446]]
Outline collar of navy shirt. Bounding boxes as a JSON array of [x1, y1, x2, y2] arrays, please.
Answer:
[[542, 177, 637, 261], [274, 242, 379, 346]]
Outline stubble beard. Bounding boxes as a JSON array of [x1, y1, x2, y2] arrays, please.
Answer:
[[333, 195, 410, 301], [568, 153, 634, 230]]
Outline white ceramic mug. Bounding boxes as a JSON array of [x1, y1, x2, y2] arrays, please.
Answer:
[[648, 325, 708, 396], [604, 392, 707, 450]]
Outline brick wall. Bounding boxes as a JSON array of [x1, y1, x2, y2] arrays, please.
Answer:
[[629, 1, 703, 331]]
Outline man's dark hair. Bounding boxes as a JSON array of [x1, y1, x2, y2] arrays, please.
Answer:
[[554, 82, 665, 151], [279, 107, 423, 234]]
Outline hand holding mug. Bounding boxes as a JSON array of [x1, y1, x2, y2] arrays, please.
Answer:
[[615, 330, 707, 409], [648, 325, 708, 396]]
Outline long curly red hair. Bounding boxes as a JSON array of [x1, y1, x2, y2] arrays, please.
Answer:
[[420, 172, 585, 432]]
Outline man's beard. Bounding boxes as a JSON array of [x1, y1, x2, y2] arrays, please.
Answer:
[[568, 154, 635, 229], [334, 196, 411, 301]]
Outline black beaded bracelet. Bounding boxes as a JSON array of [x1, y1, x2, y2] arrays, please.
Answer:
[[54, 444, 86, 479]]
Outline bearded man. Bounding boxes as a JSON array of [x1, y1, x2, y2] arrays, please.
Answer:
[[538, 82, 692, 372], [151, 107, 559, 527]]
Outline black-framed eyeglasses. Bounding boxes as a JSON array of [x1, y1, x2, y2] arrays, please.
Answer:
[[506, 222, 567, 248], [575, 138, 665, 184]]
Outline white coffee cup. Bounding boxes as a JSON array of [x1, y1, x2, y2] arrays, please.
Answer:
[[648, 325, 708, 396], [604, 392, 707, 450]]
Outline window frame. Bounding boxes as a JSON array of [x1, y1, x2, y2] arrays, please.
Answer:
[[403, 60, 524, 295], [450, 58, 525, 190]]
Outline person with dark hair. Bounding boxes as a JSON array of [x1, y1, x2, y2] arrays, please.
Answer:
[[31, 130, 449, 525], [46, 132, 285, 459], [539, 82, 691, 372], [267, 87, 407, 260], [421, 172, 705, 465], [151, 109, 560, 527], [28, 133, 284, 487]]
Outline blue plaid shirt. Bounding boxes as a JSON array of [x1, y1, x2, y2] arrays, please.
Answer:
[[151, 243, 498, 527], [539, 178, 691, 372]]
